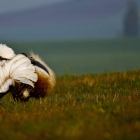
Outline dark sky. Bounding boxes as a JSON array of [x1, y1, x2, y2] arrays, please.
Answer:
[[0, 0, 139, 41], [0, 0, 69, 14]]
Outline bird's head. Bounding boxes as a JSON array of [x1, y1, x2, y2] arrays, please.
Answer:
[[28, 51, 37, 62], [28, 51, 56, 86]]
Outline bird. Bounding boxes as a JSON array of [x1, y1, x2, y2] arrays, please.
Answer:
[[0, 44, 56, 101], [28, 51, 56, 98], [0, 53, 38, 102]]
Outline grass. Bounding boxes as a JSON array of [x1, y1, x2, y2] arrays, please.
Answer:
[[0, 70, 140, 139]]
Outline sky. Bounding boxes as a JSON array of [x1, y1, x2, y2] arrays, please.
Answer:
[[0, 0, 69, 14], [0, 0, 139, 41]]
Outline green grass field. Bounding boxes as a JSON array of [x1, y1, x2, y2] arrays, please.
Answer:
[[6, 38, 140, 75], [0, 70, 140, 140]]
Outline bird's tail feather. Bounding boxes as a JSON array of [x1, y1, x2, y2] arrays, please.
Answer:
[[0, 54, 38, 93]]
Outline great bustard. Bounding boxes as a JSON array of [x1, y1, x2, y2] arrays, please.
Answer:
[[0, 44, 55, 101]]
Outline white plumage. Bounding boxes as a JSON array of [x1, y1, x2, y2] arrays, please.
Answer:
[[0, 44, 15, 59], [0, 44, 15, 66], [0, 54, 38, 95]]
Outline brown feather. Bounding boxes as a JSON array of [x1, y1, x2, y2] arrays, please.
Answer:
[[31, 71, 54, 98], [11, 81, 34, 102]]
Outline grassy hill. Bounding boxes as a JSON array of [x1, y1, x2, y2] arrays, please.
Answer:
[[0, 70, 140, 139]]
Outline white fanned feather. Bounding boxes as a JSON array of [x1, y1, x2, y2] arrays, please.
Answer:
[[0, 60, 6, 66], [0, 54, 38, 94], [0, 44, 15, 60]]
